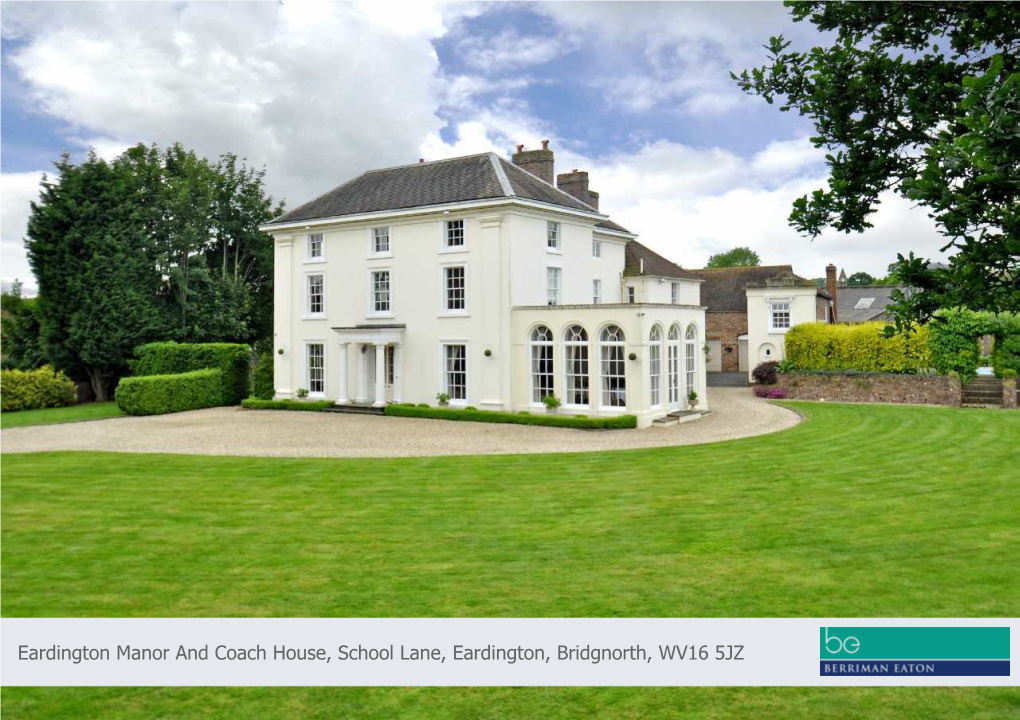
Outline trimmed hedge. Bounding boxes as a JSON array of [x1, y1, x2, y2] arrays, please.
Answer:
[[115, 369, 223, 416], [132, 342, 250, 405], [785, 322, 932, 374], [385, 404, 637, 429], [251, 352, 274, 400], [0, 366, 77, 412], [241, 398, 334, 412]]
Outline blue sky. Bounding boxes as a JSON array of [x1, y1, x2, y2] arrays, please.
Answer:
[[1, 1, 945, 292]]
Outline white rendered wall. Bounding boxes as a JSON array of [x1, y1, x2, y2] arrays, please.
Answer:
[[745, 286, 820, 377], [271, 206, 636, 411]]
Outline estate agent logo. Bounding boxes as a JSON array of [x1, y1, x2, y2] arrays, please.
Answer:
[[820, 627, 1009, 676]]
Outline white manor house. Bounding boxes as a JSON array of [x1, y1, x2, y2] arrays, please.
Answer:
[[262, 143, 708, 428]]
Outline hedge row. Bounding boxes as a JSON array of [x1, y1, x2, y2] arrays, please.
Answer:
[[241, 398, 334, 412], [785, 322, 932, 374], [250, 352, 275, 400], [132, 342, 250, 405], [385, 404, 637, 430], [928, 308, 1020, 380], [115, 369, 223, 416], [0, 366, 77, 412]]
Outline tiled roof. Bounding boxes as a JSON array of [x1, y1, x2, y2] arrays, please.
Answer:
[[268, 153, 630, 232], [623, 241, 700, 280], [837, 284, 907, 323], [683, 265, 803, 312]]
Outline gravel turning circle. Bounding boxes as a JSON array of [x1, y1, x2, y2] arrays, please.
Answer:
[[1, 387, 800, 458]]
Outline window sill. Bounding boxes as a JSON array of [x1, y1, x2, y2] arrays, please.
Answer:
[[439, 247, 468, 255], [302, 314, 327, 320], [366, 313, 395, 320], [367, 253, 393, 260], [768, 328, 790, 334], [563, 404, 590, 410], [547, 248, 562, 255], [303, 258, 327, 265], [438, 312, 470, 318], [597, 407, 628, 414]]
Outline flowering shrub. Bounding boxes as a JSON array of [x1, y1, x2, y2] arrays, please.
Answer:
[[753, 386, 788, 399]]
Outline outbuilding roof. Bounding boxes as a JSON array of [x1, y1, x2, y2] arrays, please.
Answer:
[[682, 265, 801, 313], [623, 241, 701, 281]]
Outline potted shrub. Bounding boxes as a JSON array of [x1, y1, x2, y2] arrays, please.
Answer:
[[435, 392, 450, 407], [542, 394, 562, 413], [296, 388, 309, 399], [687, 390, 699, 410]]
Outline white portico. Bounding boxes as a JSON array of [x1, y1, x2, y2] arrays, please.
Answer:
[[332, 325, 405, 407]]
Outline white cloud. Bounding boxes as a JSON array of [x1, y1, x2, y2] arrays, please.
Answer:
[[750, 136, 826, 181], [3, 2, 451, 209], [535, 2, 827, 117], [456, 29, 576, 72], [1, 172, 46, 294], [567, 141, 948, 278]]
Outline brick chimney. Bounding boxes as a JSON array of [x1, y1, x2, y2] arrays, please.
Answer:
[[511, 140, 554, 184], [556, 169, 599, 210], [826, 263, 839, 322]]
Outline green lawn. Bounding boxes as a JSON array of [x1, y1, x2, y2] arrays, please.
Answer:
[[2, 686, 1017, 720], [2, 401, 1017, 718], [2, 402, 1017, 618], [0, 402, 124, 429]]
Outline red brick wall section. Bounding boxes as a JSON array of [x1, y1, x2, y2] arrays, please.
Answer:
[[1004, 378, 1017, 409], [774, 372, 962, 407], [706, 311, 747, 372]]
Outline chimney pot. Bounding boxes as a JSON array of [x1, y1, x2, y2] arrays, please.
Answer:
[[419, 158, 424, 163], [511, 142, 554, 184]]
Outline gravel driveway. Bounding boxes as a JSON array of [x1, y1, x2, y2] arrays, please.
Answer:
[[1, 388, 800, 458]]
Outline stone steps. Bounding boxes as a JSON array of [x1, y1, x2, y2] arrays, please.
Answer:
[[325, 403, 386, 416], [652, 410, 709, 427], [962, 377, 1003, 408]]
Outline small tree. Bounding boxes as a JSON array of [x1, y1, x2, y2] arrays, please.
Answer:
[[706, 247, 761, 268]]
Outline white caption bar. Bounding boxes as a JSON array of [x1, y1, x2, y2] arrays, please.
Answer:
[[1, 618, 1014, 687]]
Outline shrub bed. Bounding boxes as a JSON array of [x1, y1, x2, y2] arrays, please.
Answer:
[[785, 322, 932, 373], [0, 366, 77, 412], [115, 369, 223, 416], [241, 398, 334, 412], [385, 404, 637, 429], [928, 308, 1020, 380], [132, 342, 250, 405]]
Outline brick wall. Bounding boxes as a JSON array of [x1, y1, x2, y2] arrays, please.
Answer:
[[706, 311, 747, 372], [774, 372, 962, 407]]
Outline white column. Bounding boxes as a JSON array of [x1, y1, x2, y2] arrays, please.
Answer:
[[392, 343, 402, 403], [336, 342, 350, 405], [373, 343, 387, 407], [355, 344, 368, 403]]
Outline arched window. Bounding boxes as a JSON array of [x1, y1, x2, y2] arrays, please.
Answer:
[[667, 324, 681, 407], [530, 325, 554, 404], [563, 325, 589, 406], [649, 325, 663, 407], [685, 324, 697, 400], [599, 325, 627, 408]]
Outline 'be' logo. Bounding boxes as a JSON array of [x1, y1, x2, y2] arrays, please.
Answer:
[[824, 627, 859, 654]]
